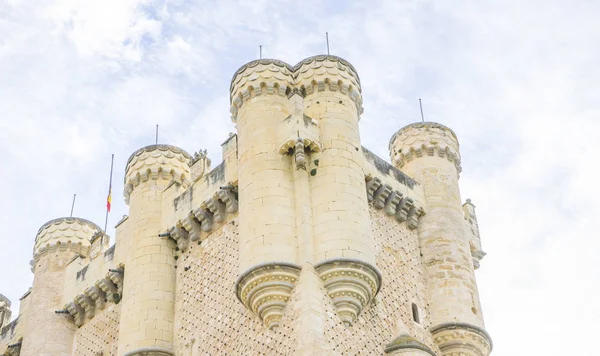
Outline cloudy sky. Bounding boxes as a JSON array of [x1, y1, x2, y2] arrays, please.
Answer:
[[0, 0, 598, 354]]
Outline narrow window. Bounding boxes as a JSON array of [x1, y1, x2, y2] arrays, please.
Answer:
[[412, 303, 420, 323]]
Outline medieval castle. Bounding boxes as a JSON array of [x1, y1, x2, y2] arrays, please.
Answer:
[[0, 55, 492, 355]]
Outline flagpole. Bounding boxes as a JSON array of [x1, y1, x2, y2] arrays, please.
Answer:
[[104, 154, 115, 235], [419, 98, 425, 122], [70, 194, 76, 217]]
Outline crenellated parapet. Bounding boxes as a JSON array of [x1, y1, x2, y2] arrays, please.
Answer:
[[229, 59, 294, 122], [124, 144, 192, 204], [365, 176, 425, 230], [32, 217, 102, 265], [293, 55, 363, 115], [230, 55, 363, 122], [389, 122, 462, 174]]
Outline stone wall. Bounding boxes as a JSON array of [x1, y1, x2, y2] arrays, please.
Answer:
[[72, 303, 121, 356], [173, 206, 439, 355]]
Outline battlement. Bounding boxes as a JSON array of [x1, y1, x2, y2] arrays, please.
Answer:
[[124, 144, 192, 204], [230, 55, 363, 122], [389, 122, 462, 174], [32, 217, 103, 264]]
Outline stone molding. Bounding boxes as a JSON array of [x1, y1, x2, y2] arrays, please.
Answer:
[[123, 348, 174, 356], [431, 323, 492, 356], [64, 268, 124, 327], [365, 176, 424, 230], [167, 185, 239, 252], [124, 145, 192, 204], [2, 340, 21, 356], [235, 262, 301, 330], [314, 258, 382, 326], [389, 122, 462, 174], [33, 217, 102, 262], [230, 55, 363, 122], [279, 137, 321, 171], [384, 334, 436, 355]]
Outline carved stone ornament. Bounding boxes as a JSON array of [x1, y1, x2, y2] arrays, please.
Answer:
[[384, 334, 436, 355], [431, 323, 493, 356], [235, 263, 301, 330], [123, 348, 174, 356], [314, 259, 382, 326]]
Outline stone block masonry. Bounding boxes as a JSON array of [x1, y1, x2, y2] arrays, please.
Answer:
[[1, 55, 491, 356]]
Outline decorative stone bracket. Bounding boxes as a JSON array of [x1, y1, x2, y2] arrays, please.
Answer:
[[314, 259, 382, 326], [235, 263, 301, 330], [64, 267, 124, 327], [279, 137, 321, 171], [167, 186, 239, 252], [384, 334, 436, 355], [366, 176, 424, 230]]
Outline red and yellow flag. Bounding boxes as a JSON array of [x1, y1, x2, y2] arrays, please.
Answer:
[[106, 185, 112, 212]]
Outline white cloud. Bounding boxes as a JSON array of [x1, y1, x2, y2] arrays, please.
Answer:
[[1, 0, 598, 354]]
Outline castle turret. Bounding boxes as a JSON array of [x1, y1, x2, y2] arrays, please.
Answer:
[[389, 123, 492, 355], [117, 144, 191, 356], [298, 55, 381, 325], [20, 217, 102, 356], [230, 59, 302, 330]]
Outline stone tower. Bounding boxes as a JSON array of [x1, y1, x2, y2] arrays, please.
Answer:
[[20, 218, 102, 356], [117, 145, 191, 356], [389, 123, 492, 355], [1, 55, 492, 356]]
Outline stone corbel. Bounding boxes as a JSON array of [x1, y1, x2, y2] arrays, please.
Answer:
[[315, 259, 382, 326], [65, 301, 85, 327], [180, 215, 202, 242], [217, 188, 239, 214], [107, 269, 124, 295], [373, 184, 393, 209], [406, 207, 424, 230], [84, 285, 106, 311], [205, 197, 226, 223], [96, 278, 119, 304], [366, 177, 383, 201], [192, 207, 214, 232], [74, 293, 95, 319], [395, 197, 415, 222], [169, 226, 189, 251], [384, 191, 403, 216]]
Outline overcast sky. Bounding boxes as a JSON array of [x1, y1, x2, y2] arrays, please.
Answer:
[[1, 0, 598, 354]]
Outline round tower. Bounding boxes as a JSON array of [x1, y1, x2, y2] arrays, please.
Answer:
[[296, 55, 381, 325], [389, 122, 492, 355], [230, 59, 302, 330], [117, 144, 191, 356], [20, 217, 102, 356]]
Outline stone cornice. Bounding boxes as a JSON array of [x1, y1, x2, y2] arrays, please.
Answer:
[[124, 144, 192, 204], [235, 262, 301, 330], [123, 348, 174, 356], [230, 55, 363, 122]]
